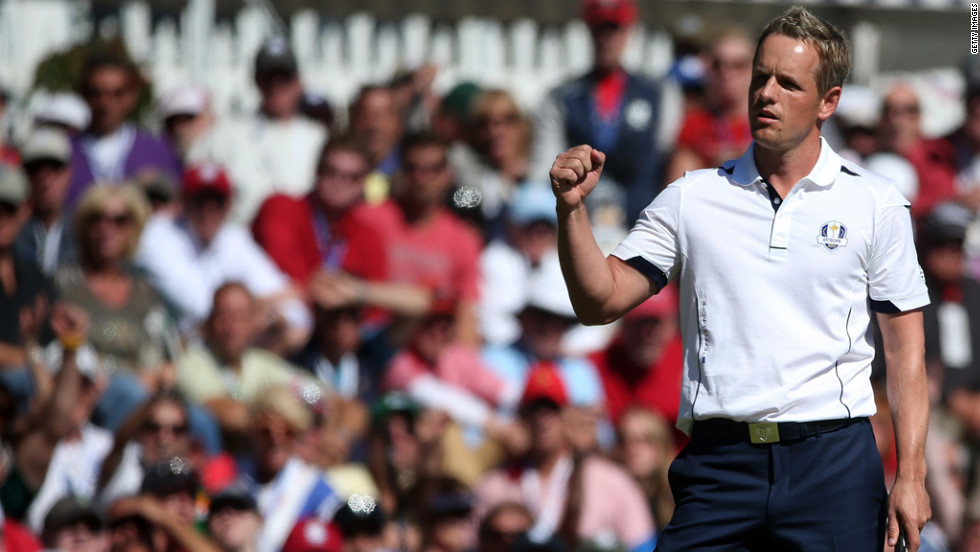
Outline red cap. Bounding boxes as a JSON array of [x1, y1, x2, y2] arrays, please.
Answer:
[[624, 284, 678, 321], [282, 519, 344, 552], [520, 363, 569, 409], [183, 162, 232, 198], [582, 0, 638, 27]]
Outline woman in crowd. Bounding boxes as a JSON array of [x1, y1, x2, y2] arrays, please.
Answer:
[[455, 89, 532, 238], [53, 184, 180, 430]]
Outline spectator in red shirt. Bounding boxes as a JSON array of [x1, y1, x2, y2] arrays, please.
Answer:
[[878, 83, 959, 219], [369, 133, 483, 347], [252, 136, 428, 320], [588, 285, 686, 448], [665, 28, 754, 182]]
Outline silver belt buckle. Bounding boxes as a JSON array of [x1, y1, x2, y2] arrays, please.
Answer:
[[749, 422, 780, 444]]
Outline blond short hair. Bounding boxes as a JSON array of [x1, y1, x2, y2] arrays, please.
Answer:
[[74, 183, 151, 262], [756, 6, 851, 95]]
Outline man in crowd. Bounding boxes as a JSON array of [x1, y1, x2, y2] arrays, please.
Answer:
[[878, 82, 958, 219], [588, 285, 686, 448], [549, 6, 930, 550], [530, 0, 679, 245], [40, 496, 109, 552], [15, 128, 77, 276], [68, 53, 181, 203], [349, 86, 405, 203], [137, 163, 310, 349], [370, 133, 482, 347]]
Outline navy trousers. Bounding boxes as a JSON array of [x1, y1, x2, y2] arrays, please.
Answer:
[[655, 418, 888, 552]]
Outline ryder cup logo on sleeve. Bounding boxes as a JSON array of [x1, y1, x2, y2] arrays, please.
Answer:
[[817, 221, 848, 251]]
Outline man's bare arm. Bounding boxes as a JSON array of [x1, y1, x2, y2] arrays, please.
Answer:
[[551, 145, 657, 325], [877, 309, 931, 552]]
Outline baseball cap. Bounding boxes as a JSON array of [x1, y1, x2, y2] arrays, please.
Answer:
[[835, 85, 880, 130], [440, 82, 482, 122], [255, 36, 298, 78], [624, 284, 678, 321], [141, 458, 200, 497], [509, 184, 558, 227], [582, 0, 638, 27], [520, 364, 569, 411], [158, 85, 209, 120], [183, 162, 232, 199], [21, 128, 72, 165], [283, 519, 344, 552], [34, 92, 91, 132], [135, 170, 178, 204], [42, 496, 104, 543], [0, 165, 28, 206], [370, 393, 419, 425], [920, 202, 974, 244], [524, 255, 577, 321], [208, 485, 258, 520]]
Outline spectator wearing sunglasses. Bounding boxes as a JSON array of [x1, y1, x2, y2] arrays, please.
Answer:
[[98, 392, 229, 505], [67, 53, 181, 206], [53, 184, 181, 431]]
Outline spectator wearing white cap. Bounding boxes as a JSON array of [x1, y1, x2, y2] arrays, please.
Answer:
[[478, 184, 560, 347], [34, 92, 91, 136], [14, 128, 77, 275], [157, 85, 269, 226], [481, 256, 606, 453], [136, 162, 310, 350], [205, 38, 327, 225]]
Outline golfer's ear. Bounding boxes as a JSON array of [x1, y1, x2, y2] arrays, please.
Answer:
[[818, 86, 842, 122]]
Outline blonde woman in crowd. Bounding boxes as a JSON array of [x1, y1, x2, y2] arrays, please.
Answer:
[[53, 184, 180, 430]]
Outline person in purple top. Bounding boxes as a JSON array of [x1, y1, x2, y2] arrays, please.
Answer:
[[67, 53, 181, 205]]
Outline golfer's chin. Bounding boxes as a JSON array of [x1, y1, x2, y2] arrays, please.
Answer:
[[750, 126, 783, 151]]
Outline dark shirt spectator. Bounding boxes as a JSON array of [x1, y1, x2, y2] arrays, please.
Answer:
[[15, 128, 77, 276]]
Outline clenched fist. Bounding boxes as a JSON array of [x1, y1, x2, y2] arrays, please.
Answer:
[[549, 145, 606, 210]]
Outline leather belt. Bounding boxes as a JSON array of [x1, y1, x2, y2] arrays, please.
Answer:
[[692, 417, 863, 444]]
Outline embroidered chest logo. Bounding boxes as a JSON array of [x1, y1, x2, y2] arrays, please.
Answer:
[[817, 221, 848, 251]]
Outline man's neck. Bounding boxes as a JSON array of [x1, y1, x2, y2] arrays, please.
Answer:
[[399, 199, 438, 226], [753, 132, 822, 197], [35, 209, 61, 229], [318, 344, 345, 367], [215, 348, 244, 372], [533, 448, 569, 479], [87, 123, 125, 139]]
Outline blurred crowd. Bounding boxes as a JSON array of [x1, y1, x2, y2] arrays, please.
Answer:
[[0, 0, 976, 551]]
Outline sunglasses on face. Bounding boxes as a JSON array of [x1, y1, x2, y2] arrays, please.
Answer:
[[478, 113, 521, 127], [143, 420, 189, 435], [24, 159, 68, 175], [88, 211, 132, 227], [0, 202, 19, 217], [402, 160, 448, 176], [85, 86, 130, 101]]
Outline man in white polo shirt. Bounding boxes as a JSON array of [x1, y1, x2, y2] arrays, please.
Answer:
[[549, 6, 930, 552]]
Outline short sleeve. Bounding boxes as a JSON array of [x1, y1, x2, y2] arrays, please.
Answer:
[[609, 183, 682, 289], [868, 186, 930, 313]]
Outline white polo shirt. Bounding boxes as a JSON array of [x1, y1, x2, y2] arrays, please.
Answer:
[[611, 138, 929, 435]]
